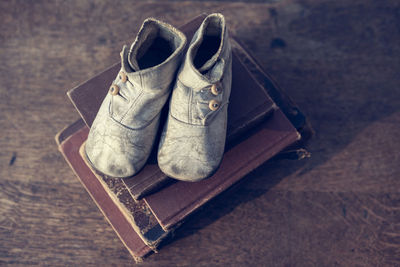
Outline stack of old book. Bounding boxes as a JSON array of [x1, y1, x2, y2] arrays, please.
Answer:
[[55, 14, 312, 262]]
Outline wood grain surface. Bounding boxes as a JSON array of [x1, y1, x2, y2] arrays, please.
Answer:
[[1, 0, 399, 266]]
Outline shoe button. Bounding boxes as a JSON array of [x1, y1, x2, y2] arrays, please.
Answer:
[[119, 71, 128, 83], [109, 84, 120, 95], [211, 83, 222, 95], [209, 99, 220, 111]]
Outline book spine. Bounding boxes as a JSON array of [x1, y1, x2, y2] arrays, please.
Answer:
[[78, 143, 169, 250]]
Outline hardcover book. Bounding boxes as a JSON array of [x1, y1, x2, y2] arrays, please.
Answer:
[[57, 14, 312, 262]]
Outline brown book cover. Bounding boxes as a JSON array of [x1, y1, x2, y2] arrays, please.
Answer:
[[67, 15, 276, 200], [55, 120, 153, 262]]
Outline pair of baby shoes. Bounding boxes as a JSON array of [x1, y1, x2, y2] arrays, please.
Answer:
[[85, 13, 232, 182]]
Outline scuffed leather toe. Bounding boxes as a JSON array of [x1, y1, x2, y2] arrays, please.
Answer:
[[85, 101, 159, 177], [158, 110, 227, 181]]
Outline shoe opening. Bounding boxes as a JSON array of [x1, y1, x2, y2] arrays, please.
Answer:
[[193, 15, 224, 73], [130, 20, 184, 71]]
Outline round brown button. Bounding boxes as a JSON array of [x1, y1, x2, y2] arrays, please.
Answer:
[[211, 83, 221, 95], [109, 84, 119, 96], [119, 71, 127, 83], [209, 99, 220, 111]]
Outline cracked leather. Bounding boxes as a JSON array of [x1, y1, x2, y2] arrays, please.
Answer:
[[158, 13, 232, 182], [85, 18, 186, 177]]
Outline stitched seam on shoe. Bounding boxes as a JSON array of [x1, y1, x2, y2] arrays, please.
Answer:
[[169, 110, 227, 128], [108, 101, 161, 131], [188, 86, 192, 124], [119, 89, 144, 123], [175, 79, 212, 125], [169, 113, 208, 128], [121, 87, 170, 125]]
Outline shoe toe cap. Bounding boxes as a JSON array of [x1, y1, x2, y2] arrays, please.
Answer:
[[85, 110, 159, 178], [157, 114, 226, 182], [158, 149, 219, 182]]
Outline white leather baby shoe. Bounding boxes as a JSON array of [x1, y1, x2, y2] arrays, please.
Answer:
[[85, 18, 186, 177], [158, 13, 232, 181]]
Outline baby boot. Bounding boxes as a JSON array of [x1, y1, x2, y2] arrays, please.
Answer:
[[158, 13, 232, 181], [85, 18, 187, 177]]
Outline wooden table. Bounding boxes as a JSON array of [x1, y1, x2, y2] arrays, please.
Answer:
[[1, 0, 399, 266]]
